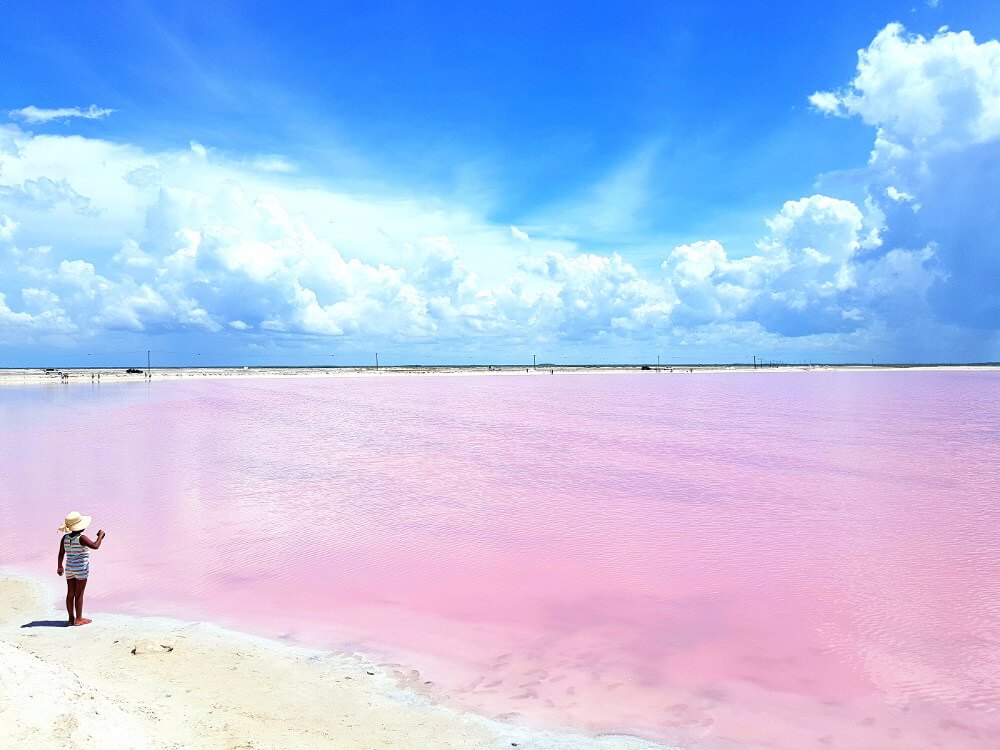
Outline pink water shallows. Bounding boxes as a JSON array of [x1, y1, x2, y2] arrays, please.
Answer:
[[1, 372, 998, 749]]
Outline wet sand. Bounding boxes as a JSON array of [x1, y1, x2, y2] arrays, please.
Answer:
[[0, 572, 670, 750]]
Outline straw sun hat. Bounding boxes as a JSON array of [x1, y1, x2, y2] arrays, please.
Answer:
[[58, 511, 92, 533]]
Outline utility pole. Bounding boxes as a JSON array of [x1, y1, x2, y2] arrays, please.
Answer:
[[147, 350, 151, 378], [375, 353, 379, 371], [657, 355, 660, 368], [753, 355, 756, 370], [533, 354, 536, 370]]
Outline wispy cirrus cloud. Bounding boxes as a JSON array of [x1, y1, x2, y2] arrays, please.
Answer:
[[531, 143, 661, 241], [8, 104, 115, 124]]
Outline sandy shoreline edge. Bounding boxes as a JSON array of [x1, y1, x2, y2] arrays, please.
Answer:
[[1, 363, 997, 387], [0, 571, 674, 750]]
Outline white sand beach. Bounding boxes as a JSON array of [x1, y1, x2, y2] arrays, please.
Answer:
[[0, 573, 670, 750]]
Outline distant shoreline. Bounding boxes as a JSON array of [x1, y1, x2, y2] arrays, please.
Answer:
[[1, 362, 998, 386]]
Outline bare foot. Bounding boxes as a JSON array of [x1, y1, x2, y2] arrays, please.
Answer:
[[74, 618, 92, 626]]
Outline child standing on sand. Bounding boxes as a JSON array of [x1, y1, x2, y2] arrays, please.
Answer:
[[57, 511, 106, 626]]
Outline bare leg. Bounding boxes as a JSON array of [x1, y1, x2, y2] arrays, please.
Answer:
[[65, 578, 77, 625], [74, 578, 90, 625]]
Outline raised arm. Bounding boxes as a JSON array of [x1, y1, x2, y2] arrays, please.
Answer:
[[80, 530, 106, 550], [57, 536, 65, 576]]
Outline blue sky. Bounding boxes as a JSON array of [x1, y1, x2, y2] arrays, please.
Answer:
[[1, 0, 999, 365]]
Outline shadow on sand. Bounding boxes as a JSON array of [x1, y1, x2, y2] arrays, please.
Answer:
[[21, 620, 70, 628]]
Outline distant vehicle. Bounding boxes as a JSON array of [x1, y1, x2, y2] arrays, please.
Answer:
[[126, 368, 144, 374]]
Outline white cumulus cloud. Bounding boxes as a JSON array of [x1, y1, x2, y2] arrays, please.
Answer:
[[4, 17, 1000, 366], [660, 195, 919, 337], [811, 24, 1000, 151], [808, 91, 844, 116], [0, 215, 17, 242], [812, 23, 1000, 337]]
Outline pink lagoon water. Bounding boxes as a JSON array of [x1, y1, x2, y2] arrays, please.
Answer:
[[1, 371, 998, 749]]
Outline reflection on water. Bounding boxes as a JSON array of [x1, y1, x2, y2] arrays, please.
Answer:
[[1, 371, 998, 749]]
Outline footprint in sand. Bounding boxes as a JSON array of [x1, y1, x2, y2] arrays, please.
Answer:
[[483, 679, 503, 688], [547, 674, 567, 683], [461, 676, 485, 692], [524, 668, 548, 678], [517, 680, 542, 689]]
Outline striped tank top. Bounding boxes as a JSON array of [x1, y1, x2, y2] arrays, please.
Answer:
[[63, 533, 90, 579]]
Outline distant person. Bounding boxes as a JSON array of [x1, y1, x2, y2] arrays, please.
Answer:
[[57, 512, 106, 626]]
